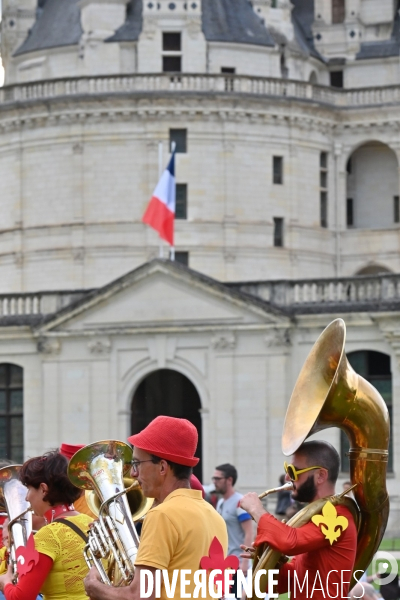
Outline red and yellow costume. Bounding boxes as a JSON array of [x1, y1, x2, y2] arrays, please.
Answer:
[[0, 547, 8, 575], [3, 514, 92, 600], [254, 504, 357, 600]]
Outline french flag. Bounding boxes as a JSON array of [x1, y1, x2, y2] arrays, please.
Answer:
[[142, 151, 176, 246]]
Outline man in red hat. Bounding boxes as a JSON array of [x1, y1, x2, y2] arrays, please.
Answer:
[[84, 416, 228, 600]]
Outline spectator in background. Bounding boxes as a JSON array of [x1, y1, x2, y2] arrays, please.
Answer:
[[378, 572, 399, 600], [213, 463, 253, 598], [275, 474, 291, 517], [343, 480, 354, 498], [350, 582, 382, 600]]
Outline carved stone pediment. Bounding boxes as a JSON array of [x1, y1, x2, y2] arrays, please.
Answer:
[[265, 328, 291, 348], [37, 337, 61, 355], [88, 339, 111, 354], [211, 333, 236, 351]]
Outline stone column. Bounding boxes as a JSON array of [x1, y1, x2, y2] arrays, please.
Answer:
[[333, 142, 344, 276]]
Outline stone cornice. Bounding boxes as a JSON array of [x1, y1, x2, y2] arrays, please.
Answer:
[[0, 74, 397, 131], [0, 96, 398, 136]]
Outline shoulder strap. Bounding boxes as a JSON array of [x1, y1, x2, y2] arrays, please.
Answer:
[[56, 518, 88, 544]]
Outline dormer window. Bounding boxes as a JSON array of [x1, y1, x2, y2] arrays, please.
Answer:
[[162, 32, 182, 72], [332, 0, 345, 24]]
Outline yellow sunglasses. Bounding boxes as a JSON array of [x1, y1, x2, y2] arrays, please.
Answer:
[[284, 461, 324, 482]]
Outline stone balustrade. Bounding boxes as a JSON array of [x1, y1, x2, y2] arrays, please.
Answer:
[[232, 274, 400, 313], [0, 73, 399, 108], [0, 291, 88, 318], [1, 275, 399, 320]]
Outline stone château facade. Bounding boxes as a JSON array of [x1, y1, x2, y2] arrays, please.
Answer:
[[0, 0, 399, 531]]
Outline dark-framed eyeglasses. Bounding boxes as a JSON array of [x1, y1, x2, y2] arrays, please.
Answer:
[[211, 476, 226, 482], [130, 459, 155, 472]]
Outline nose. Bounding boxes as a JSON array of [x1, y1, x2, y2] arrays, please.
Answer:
[[284, 472, 291, 483]]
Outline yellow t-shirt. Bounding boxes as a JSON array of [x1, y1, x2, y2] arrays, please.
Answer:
[[0, 546, 8, 575], [34, 514, 92, 600], [136, 489, 228, 600]]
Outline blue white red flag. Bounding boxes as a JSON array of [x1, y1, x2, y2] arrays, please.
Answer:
[[142, 151, 176, 245]]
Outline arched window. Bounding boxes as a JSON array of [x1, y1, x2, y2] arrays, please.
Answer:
[[0, 364, 23, 462], [356, 265, 392, 276], [346, 142, 399, 229], [341, 351, 392, 472]]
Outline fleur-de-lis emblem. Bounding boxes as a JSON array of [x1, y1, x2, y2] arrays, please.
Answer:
[[200, 537, 239, 595], [15, 533, 40, 577], [311, 501, 349, 545]]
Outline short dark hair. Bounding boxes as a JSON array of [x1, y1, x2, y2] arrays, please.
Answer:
[[215, 463, 238, 486], [19, 450, 81, 505], [150, 455, 192, 481], [296, 441, 340, 484]]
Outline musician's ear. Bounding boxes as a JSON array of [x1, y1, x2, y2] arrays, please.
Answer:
[[159, 459, 169, 475], [316, 468, 328, 484], [39, 482, 49, 495]]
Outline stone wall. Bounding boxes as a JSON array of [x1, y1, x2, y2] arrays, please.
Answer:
[[0, 75, 398, 290]]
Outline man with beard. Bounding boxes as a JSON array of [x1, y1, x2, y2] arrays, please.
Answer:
[[213, 464, 253, 598], [240, 441, 358, 600]]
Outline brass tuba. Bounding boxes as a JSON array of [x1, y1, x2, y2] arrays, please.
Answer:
[[252, 318, 389, 595], [68, 440, 152, 587], [84, 477, 153, 523], [0, 465, 32, 582]]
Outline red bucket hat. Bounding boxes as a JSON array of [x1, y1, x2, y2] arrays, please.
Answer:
[[59, 443, 85, 460], [128, 416, 199, 467]]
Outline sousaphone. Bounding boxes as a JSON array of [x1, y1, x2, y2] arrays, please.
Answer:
[[251, 318, 389, 596]]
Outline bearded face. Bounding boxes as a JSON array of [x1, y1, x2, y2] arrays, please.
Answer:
[[293, 473, 317, 503]]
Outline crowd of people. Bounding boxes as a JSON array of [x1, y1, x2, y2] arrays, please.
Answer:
[[0, 416, 396, 600]]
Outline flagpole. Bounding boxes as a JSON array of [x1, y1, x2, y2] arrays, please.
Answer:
[[170, 141, 176, 261], [158, 141, 163, 258]]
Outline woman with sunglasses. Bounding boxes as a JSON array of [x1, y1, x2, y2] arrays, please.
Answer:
[[239, 440, 358, 600], [0, 450, 93, 600]]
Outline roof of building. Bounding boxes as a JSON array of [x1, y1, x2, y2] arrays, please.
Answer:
[[106, 0, 143, 43], [291, 0, 324, 61], [14, 0, 399, 63], [200, 0, 274, 47], [15, 0, 82, 56], [356, 0, 400, 60], [15, 0, 276, 56]]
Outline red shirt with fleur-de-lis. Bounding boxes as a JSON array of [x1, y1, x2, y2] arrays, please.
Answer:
[[254, 504, 357, 600]]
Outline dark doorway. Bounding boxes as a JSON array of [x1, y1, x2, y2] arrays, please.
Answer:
[[131, 369, 202, 481]]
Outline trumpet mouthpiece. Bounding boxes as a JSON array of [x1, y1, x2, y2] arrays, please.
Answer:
[[258, 481, 294, 500]]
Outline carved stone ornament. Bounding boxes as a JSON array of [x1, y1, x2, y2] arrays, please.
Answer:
[[187, 17, 201, 38], [211, 333, 236, 350], [265, 328, 291, 348], [37, 338, 61, 355], [88, 339, 111, 354], [143, 17, 157, 39]]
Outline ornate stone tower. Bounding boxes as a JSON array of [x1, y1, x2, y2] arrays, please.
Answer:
[[1, 0, 36, 81]]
